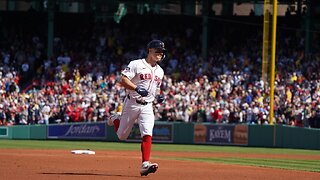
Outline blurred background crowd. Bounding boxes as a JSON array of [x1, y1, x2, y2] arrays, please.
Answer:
[[0, 13, 320, 128]]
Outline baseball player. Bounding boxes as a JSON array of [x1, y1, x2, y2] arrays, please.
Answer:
[[108, 39, 166, 176]]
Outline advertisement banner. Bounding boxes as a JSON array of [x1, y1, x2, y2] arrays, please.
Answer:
[[0, 127, 8, 138], [193, 124, 248, 145], [48, 122, 106, 140], [206, 125, 234, 144], [233, 125, 248, 145], [194, 124, 207, 143], [127, 123, 173, 142]]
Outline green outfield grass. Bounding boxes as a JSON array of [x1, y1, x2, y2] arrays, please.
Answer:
[[0, 140, 319, 172], [170, 157, 320, 173]]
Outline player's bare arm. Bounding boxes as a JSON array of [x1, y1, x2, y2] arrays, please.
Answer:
[[120, 75, 137, 90], [120, 75, 148, 97]]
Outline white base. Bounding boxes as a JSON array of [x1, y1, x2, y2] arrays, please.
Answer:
[[71, 150, 96, 155]]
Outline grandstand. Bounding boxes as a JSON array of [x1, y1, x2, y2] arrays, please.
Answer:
[[0, 0, 319, 129]]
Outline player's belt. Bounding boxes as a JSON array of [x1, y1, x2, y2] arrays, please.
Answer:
[[127, 95, 149, 105]]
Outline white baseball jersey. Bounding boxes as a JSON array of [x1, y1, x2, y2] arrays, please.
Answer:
[[122, 58, 164, 101], [116, 58, 164, 140]]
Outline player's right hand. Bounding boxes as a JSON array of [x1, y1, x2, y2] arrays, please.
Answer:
[[135, 86, 148, 97], [156, 94, 165, 103]]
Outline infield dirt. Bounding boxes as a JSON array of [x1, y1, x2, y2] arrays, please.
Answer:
[[0, 149, 319, 180]]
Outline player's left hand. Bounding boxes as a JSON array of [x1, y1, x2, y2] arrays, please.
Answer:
[[156, 94, 165, 103], [135, 86, 149, 97]]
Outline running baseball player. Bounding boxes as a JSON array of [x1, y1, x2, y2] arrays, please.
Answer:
[[108, 39, 166, 176]]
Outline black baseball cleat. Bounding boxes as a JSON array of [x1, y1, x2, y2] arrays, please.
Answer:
[[140, 161, 158, 176]]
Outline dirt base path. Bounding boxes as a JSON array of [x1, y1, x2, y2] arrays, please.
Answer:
[[0, 149, 319, 180]]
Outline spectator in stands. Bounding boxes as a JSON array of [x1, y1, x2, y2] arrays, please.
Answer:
[[40, 100, 51, 125], [0, 104, 6, 126]]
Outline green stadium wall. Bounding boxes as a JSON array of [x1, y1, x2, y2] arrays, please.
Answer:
[[1, 123, 319, 150]]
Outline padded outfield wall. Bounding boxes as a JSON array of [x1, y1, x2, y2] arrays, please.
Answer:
[[0, 122, 319, 150]]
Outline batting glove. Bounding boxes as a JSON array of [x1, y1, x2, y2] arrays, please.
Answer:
[[156, 94, 165, 103], [135, 86, 148, 97]]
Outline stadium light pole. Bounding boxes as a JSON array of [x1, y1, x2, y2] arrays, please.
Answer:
[[201, 0, 208, 60], [47, 0, 54, 58], [305, 0, 311, 54], [269, 0, 277, 125], [262, 0, 270, 83]]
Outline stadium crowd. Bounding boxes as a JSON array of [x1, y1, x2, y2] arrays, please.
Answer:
[[0, 16, 320, 128]]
